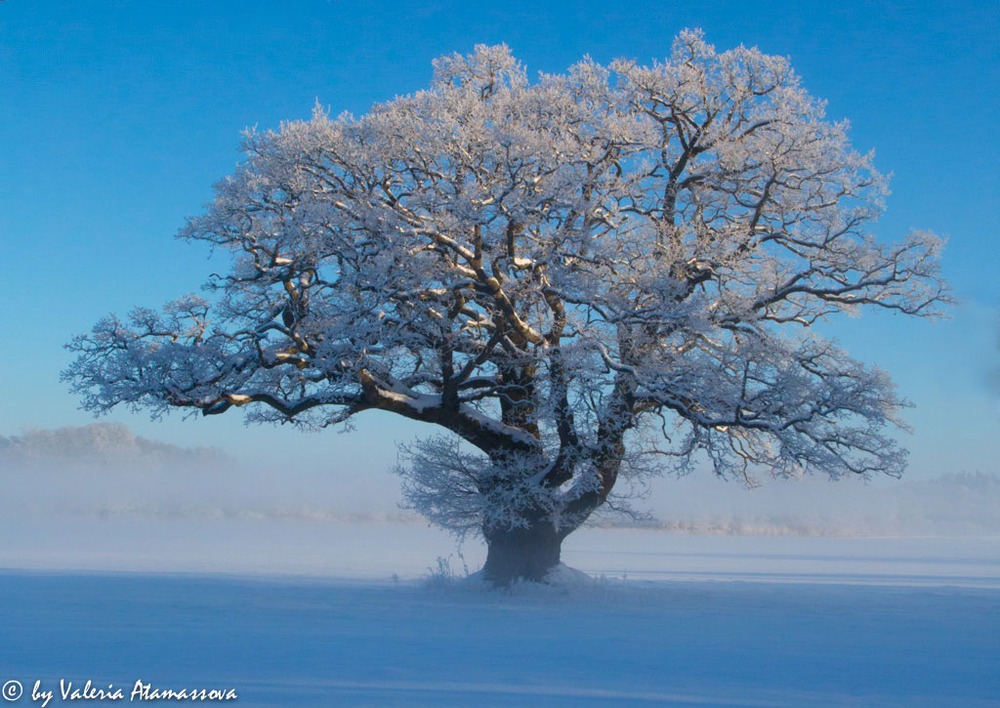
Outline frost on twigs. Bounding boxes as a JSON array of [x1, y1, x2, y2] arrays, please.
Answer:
[[396, 436, 602, 539], [65, 31, 950, 582]]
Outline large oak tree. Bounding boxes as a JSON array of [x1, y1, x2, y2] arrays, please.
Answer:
[[65, 32, 948, 584]]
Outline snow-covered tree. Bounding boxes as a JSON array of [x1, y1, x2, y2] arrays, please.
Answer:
[[65, 32, 949, 584]]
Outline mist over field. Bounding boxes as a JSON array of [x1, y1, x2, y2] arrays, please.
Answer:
[[3, 423, 997, 541]]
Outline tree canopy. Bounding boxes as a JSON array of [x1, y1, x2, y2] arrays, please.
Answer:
[[65, 32, 949, 582]]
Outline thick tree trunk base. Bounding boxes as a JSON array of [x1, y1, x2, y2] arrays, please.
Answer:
[[482, 525, 563, 586]]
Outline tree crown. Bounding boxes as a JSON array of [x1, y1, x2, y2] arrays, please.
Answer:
[[65, 32, 949, 535]]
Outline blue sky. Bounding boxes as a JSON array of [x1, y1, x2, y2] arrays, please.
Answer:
[[1, 0, 997, 483]]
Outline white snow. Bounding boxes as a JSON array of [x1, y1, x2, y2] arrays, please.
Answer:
[[1, 509, 998, 707], [1, 530, 997, 707]]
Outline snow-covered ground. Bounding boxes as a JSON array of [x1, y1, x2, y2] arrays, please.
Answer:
[[1, 519, 998, 707], [0, 545, 996, 707], [1, 426, 998, 706]]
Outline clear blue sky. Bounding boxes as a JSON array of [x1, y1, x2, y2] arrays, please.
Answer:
[[1, 0, 997, 481]]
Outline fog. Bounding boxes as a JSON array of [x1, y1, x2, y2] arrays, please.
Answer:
[[0, 423, 407, 523], [2, 423, 997, 538], [635, 469, 1000, 537]]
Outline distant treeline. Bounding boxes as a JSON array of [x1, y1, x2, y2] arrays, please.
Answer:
[[0, 423, 227, 468]]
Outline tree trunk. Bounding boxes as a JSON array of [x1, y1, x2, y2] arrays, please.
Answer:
[[482, 523, 564, 586]]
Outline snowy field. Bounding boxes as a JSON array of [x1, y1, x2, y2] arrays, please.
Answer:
[[1, 427, 998, 706], [1, 523, 998, 707]]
